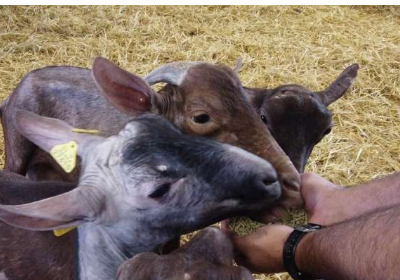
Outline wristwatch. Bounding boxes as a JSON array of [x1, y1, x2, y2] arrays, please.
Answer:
[[283, 223, 324, 280]]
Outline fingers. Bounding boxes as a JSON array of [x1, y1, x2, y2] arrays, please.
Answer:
[[220, 219, 230, 233], [301, 172, 342, 190], [222, 225, 256, 270]]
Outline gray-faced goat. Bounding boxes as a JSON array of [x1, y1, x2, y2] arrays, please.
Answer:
[[0, 111, 280, 280], [117, 227, 253, 280]]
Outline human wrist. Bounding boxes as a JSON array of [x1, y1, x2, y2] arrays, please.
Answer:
[[283, 224, 324, 280], [276, 227, 294, 272], [294, 230, 318, 278]]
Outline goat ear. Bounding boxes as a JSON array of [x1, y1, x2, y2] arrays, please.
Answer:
[[14, 110, 103, 155], [92, 57, 154, 114], [318, 64, 359, 106], [0, 187, 103, 231]]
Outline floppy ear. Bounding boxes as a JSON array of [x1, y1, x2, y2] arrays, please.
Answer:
[[0, 186, 103, 231], [318, 63, 359, 106], [14, 110, 103, 155], [92, 57, 154, 114]]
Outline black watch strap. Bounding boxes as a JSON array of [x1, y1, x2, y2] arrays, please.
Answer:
[[283, 223, 324, 280]]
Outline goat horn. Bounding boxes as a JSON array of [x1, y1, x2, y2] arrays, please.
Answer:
[[145, 62, 204, 86], [233, 57, 243, 73]]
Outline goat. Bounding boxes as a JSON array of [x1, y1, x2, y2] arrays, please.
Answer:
[[0, 170, 74, 205], [247, 64, 359, 172], [0, 57, 300, 209], [0, 110, 280, 280], [117, 227, 253, 280]]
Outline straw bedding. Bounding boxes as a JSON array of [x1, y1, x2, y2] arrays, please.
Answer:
[[0, 6, 400, 280]]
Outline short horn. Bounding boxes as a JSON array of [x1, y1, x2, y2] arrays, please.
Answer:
[[145, 62, 204, 86], [319, 63, 359, 106], [233, 57, 243, 73]]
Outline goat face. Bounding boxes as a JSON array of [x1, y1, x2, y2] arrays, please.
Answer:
[[0, 111, 280, 248], [93, 58, 300, 202], [249, 64, 359, 173]]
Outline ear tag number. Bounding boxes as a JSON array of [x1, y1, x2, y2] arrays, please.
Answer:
[[53, 226, 77, 237], [72, 128, 100, 134], [50, 141, 78, 173]]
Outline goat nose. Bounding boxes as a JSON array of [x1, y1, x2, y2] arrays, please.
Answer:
[[252, 172, 281, 200]]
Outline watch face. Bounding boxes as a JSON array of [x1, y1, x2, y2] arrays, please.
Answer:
[[295, 224, 323, 232], [295, 226, 310, 232]]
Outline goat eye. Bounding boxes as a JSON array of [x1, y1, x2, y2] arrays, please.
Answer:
[[149, 183, 171, 199], [323, 128, 332, 135], [193, 114, 210, 124], [261, 115, 268, 124]]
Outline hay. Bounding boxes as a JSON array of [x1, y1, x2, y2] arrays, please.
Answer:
[[1, 6, 400, 280]]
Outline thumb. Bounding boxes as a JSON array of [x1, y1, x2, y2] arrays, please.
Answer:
[[228, 231, 255, 265]]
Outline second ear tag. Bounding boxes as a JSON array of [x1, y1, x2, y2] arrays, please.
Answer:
[[50, 141, 78, 173], [53, 226, 77, 237]]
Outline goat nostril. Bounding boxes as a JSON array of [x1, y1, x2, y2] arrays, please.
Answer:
[[253, 175, 281, 200], [262, 177, 277, 186]]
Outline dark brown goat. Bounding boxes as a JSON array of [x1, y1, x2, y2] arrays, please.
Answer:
[[247, 64, 359, 172], [0, 57, 300, 208], [0, 170, 75, 205], [117, 227, 253, 280], [0, 170, 76, 280]]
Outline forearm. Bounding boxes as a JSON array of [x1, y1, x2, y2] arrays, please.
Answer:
[[296, 204, 400, 280], [337, 172, 400, 221]]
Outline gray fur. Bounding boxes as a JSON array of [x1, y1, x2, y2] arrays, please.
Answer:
[[0, 112, 280, 280]]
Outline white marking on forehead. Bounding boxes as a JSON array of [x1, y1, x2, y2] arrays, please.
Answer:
[[184, 273, 191, 280], [225, 145, 268, 166], [156, 165, 168, 172], [0, 271, 8, 280], [122, 122, 140, 138]]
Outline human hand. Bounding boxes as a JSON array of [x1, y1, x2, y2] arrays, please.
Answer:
[[248, 187, 305, 224], [301, 173, 343, 225], [224, 223, 293, 274]]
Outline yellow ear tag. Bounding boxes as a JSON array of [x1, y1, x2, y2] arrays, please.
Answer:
[[72, 128, 100, 135], [50, 141, 78, 173], [53, 226, 77, 237]]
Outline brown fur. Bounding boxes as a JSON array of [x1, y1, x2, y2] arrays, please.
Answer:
[[0, 171, 75, 280], [117, 227, 254, 280]]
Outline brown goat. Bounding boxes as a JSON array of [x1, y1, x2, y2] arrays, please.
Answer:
[[0, 57, 300, 209], [117, 227, 254, 280]]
